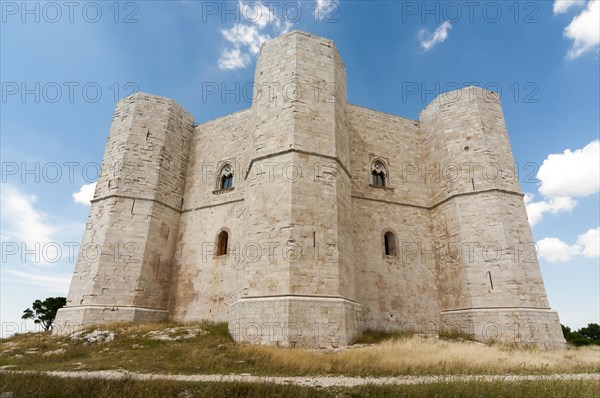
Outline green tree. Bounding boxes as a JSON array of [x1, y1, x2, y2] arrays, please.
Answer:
[[578, 323, 600, 344], [561, 324, 573, 340], [562, 323, 600, 346], [22, 297, 67, 331]]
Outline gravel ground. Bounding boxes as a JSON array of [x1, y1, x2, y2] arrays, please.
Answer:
[[2, 370, 598, 387]]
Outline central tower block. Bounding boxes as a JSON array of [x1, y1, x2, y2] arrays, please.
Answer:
[[229, 31, 361, 347]]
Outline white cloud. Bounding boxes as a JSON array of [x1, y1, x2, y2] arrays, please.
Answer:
[[0, 184, 56, 249], [537, 227, 600, 263], [314, 0, 340, 22], [418, 21, 452, 52], [524, 194, 576, 226], [218, 1, 292, 70], [239, 0, 278, 28], [218, 47, 252, 70], [222, 23, 270, 56], [3, 269, 71, 292], [537, 237, 582, 262], [577, 227, 600, 257], [564, 0, 600, 59], [553, 0, 586, 14], [525, 140, 599, 226], [538, 140, 599, 197], [72, 182, 96, 205]]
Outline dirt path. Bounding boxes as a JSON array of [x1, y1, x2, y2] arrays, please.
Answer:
[[2, 370, 599, 387]]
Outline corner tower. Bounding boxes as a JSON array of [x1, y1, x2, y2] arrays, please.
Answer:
[[54, 93, 194, 333], [421, 87, 564, 348], [229, 31, 361, 347]]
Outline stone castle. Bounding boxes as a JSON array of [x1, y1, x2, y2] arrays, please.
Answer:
[[54, 31, 565, 348]]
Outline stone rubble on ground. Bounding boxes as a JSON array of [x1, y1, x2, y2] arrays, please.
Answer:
[[69, 330, 116, 344], [144, 327, 205, 341]]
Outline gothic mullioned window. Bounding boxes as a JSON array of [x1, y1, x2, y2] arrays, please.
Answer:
[[371, 160, 388, 187], [219, 163, 234, 190]]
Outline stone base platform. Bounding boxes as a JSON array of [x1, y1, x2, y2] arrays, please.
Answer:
[[228, 295, 363, 348], [52, 306, 168, 336], [440, 307, 566, 349]]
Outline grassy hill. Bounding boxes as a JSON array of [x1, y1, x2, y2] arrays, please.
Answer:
[[1, 322, 599, 397]]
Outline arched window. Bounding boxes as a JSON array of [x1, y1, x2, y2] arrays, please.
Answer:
[[217, 230, 229, 256], [219, 163, 234, 190], [371, 160, 388, 187], [384, 231, 396, 256]]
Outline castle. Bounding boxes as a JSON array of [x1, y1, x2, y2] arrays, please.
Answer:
[[54, 31, 565, 348]]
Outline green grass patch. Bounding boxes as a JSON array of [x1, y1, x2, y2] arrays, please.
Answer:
[[0, 373, 598, 398]]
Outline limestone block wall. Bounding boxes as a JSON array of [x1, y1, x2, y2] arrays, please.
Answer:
[[350, 200, 439, 332], [229, 296, 361, 347], [169, 202, 245, 322], [54, 93, 194, 334], [420, 88, 521, 206], [228, 31, 359, 347], [440, 308, 565, 349], [347, 105, 439, 333], [168, 109, 251, 321], [347, 105, 428, 206], [421, 87, 563, 346]]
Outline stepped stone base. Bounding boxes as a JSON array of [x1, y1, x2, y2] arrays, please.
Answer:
[[440, 308, 565, 349], [53, 306, 167, 336], [228, 296, 362, 348]]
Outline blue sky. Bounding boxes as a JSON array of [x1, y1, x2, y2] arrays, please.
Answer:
[[1, 0, 598, 337]]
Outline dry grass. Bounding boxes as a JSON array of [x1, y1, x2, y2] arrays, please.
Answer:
[[239, 335, 600, 375], [1, 322, 598, 376]]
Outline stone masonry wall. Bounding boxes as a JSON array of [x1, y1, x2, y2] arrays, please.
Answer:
[[54, 93, 194, 334], [347, 105, 439, 332], [168, 109, 252, 321]]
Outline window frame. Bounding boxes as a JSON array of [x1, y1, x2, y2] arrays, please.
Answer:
[[214, 161, 235, 194], [216, 229, 230, 257], [382, 230, 397, 257], [369, 157, 392, 190]]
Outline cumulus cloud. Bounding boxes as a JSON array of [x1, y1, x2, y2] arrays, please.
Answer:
[[222, 23, 270, 56], [314, 0, 339, 22], [525, 140, 599, 226], [239, 0, 278, 28], [218, 47, 252, 70], [538, 140, 599, 197], [577, 227, 600, 257], [72, 182, 96, 205], [553, 0, 585, 14], [218, 1, 292, 70], [418, 21, 452, 52], [537, 227, 600, 263], [1, 184, 56, 249], [537, 237, 582, 262], [564, 0, 600, 59], [524, 194, 577, 226]]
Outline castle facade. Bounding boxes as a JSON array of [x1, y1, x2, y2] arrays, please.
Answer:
[[54, 31, 565, 348]]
